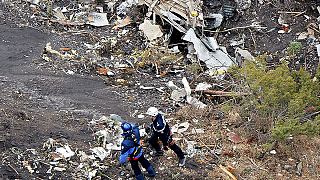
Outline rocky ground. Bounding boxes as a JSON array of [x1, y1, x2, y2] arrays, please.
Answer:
[[0, 0, 320, 179]]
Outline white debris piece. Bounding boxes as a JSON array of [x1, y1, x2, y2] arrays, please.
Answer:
[[66, 70, 75, 75], [270, 150, 277, 155], [137, 114, 145, 119], [230, 39, 245, 47], [22, 161, 34, 174], [139, 128, 146, 137], [53, 167, 66, 172], [27, 0, 40, 5], [186, 141, 199, 157], [208, 14, 224, 28], [182, 77, 207, 108], [297, 32, 308, 40], [183, 29, 234, 70], [235, 47, 255, 65], [195, 83, 212, 91], [186, 96, 207, 109], [139, 19, 163, 41], [43, 138, 56, 150], [87, 13, 109, 27], [91, 147, 109, 161], [208, 37, 220, 50], [236, 0, 251, 10], [316, 44, 320, 57], [169, 46, 180, 53], [106, 143, 121, 151], [84, 42, 102, 50], [79, 151, 92, 162], [55, 145, 75, 159], [182, 77, 192, 96], [170, 89, 187, 101], [53, 7, 67, 20], [87, 169, 97, 180], [140, 85, 155, 90], [191, 128, 205, 134], [117, 0, 138, 15], [167, 81, 180, 90], [61, 6, 68, 13], [171, 122, 190, 134], [109, 114, 123, 122]]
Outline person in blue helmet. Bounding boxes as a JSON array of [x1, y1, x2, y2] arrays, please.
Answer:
[[146, 107, 186, 167], [119, 122, 156, 180]]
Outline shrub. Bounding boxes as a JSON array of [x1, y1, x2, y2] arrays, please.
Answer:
[[228, 56, 320, 140], [287, 41, 302, 57]]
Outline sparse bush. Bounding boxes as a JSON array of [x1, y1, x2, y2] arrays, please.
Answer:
[[287, 41, 302, 57], [186, 63, 202, 74]]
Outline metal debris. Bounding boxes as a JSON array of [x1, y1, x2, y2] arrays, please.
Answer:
[[183, 29, 235, 70]]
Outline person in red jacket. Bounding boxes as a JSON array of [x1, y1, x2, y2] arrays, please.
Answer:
[[146, 107, 186, 167]]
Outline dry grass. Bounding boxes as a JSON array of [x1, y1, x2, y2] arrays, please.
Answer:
[[165, 105, 320, 179]]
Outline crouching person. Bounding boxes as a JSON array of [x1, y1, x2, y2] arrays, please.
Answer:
[[119, 122, 156, 180]]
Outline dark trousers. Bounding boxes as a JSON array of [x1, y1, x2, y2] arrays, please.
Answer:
[[129, 154, 152, 177], [149, 131, 185, 159]]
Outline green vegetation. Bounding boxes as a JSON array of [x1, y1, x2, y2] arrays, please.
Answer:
[[287, 41, 302, 57], [228, 55, 320, 140], [186, 63, 203, 74]]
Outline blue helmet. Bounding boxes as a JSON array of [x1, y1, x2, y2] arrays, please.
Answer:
[[121, 122, 133, 135]]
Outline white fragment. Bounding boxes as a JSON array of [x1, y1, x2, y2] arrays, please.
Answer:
[[66, 70, 75, 75], [208, 14, 224, 28], [87, 13, 109, 27], [195, 82, 212, 91], [316, 44, 320, 57], [183, 29, 234, 70], [171, 122, 190, 134], [270, 150, 277, 155], [91, 147, 109, 161], [191, 128, 205, 134], [138, 114, 145, 119], [139, 19, 163, 41], [140, 85, 155, 90], [55, 145, 75, 159], [53, 167, 66, 172]]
